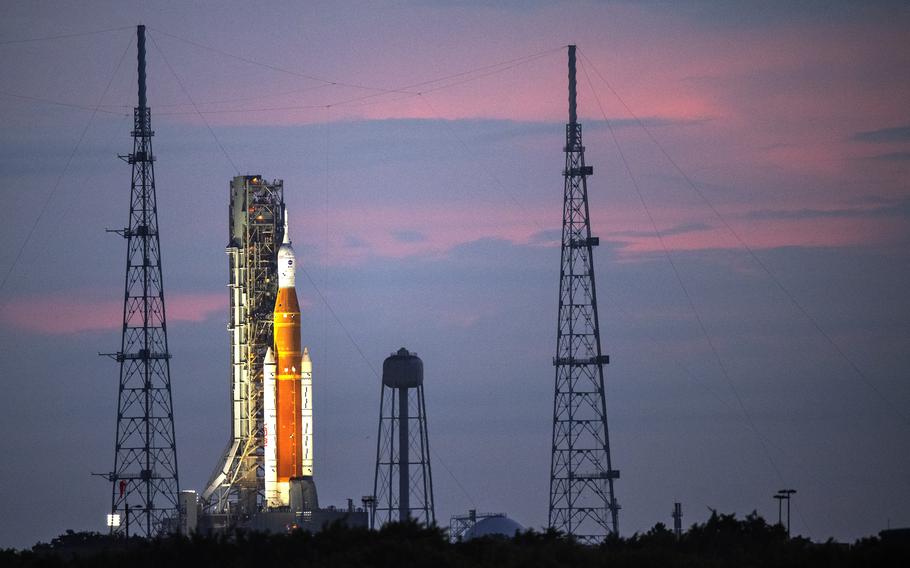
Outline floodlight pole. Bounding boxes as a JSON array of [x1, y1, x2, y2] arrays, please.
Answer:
[[776, 489, 797, 537]]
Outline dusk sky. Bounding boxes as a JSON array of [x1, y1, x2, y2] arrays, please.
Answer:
[[1, 0, 908, 549]]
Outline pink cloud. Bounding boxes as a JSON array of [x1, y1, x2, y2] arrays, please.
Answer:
[[0, 291, 226, 335], [150, 5, 908, 265], [597, 195, 908, 256], [144, 0, 909, 216], [613, 216, 904, 255], [296, 196, 907, 264]]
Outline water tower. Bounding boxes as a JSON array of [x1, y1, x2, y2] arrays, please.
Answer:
[[372, 348, 435, 526]]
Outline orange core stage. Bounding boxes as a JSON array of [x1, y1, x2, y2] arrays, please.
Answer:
[[274, 286, 302, 482]]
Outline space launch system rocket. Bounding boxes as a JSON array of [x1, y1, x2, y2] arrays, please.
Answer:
[[264, 214, 315, 509]]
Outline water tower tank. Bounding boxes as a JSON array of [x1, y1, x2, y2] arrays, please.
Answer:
[[382, 348, 423, 388]]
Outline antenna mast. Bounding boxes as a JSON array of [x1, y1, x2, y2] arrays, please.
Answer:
[[106, 24, 180, 537], [548, 45, 620, 542]]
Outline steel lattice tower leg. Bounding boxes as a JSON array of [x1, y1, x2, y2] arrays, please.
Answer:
[[548, 45, 619, 543], [107, 25, 180, 537]]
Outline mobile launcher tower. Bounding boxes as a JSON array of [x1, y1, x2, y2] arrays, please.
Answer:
[[197, 176, 365, 533], [202, 176, 316, 527], [203, 175, 289, 520]]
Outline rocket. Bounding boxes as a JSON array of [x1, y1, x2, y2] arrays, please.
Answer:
[[263, 213, 314, 508]]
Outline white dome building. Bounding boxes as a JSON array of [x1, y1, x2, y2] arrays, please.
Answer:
[[459, 514, 524, 541]]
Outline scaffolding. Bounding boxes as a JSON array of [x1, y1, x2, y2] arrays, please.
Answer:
[[203, 175, 285, 519]]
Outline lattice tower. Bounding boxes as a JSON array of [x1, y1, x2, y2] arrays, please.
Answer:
[[548, 45, 620, 543], [107, 25, 180, 537]]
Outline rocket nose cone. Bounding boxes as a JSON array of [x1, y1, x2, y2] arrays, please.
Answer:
[[264, 347, 275, 364], [302, 346, 310, 363]]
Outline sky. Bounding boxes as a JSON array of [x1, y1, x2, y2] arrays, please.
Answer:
[[1, 0, 908, 549]]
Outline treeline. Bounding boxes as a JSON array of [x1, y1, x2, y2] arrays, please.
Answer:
[[2, 511, 907, 567]]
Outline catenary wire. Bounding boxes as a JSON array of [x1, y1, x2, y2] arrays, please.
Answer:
[[151, 46, 563, 116], [419, 94, 548, 233], [34, 112, 133, 264], [580, 57, 815, 532], [299, 263, 479, 509], [0, 25, 134, 46], [3, 44, 561, 122], [579, 55, 793, 486], [0, 90, 129, 116], [150, 26, 563, 107], [0, 35, 134, 306], [578, 47, 909, 429], [148, 26, 410, 94], [106, 47, 554, 112], [604, 293, 833, 534], [148, 31, 240, 174]]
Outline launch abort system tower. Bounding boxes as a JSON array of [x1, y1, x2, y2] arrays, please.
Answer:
[[106, 24, 180, 537], [548, 45, 620, 542], [372, 348, 435, 527], [203, 175, 285, 516]]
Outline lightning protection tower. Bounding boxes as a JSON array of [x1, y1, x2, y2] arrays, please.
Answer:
[[548, 45, 620, 543], [106, 25, 180, 537], [372, 348, 435, 527]]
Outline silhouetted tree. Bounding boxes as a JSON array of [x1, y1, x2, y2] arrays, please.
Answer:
[[3, 513, 908, 567]]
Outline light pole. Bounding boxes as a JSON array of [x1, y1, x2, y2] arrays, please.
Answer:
[[362, 495, 376, 530], [773, 493, 785, 526], [776, 489, 797, 537]]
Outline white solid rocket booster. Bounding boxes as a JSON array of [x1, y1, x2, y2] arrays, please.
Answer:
[[301, 347, 313, 477], [263, 347, 279, 508]]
